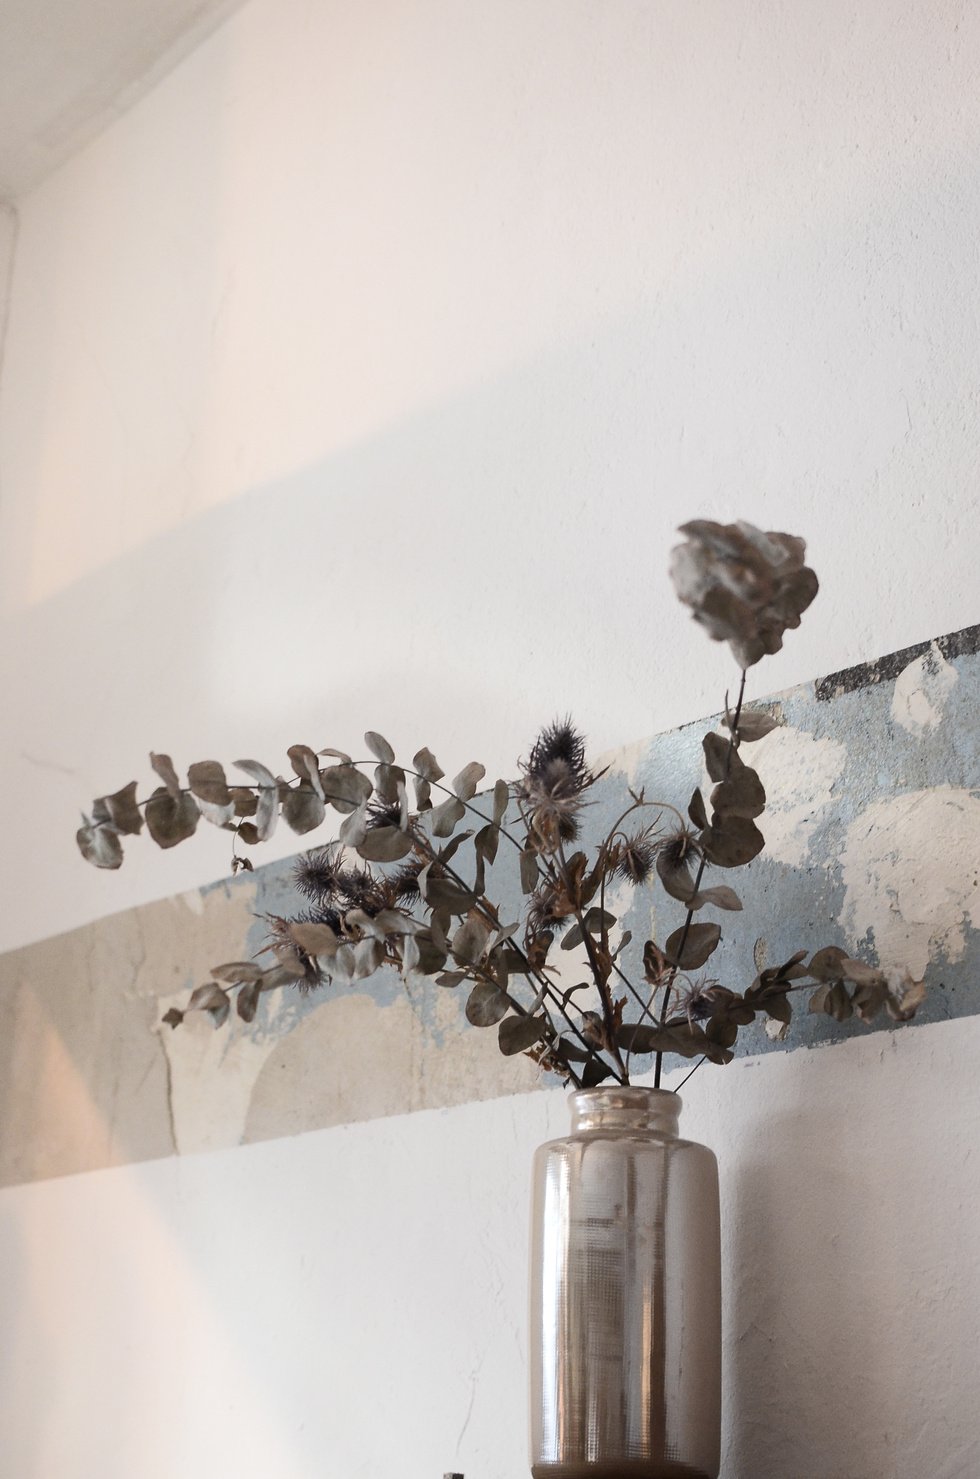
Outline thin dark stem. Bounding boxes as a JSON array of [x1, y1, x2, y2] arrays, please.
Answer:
[[673, 1055, 707, 1093], [654, 669, 748, 1090], [520, 798, 656, 1084], [409, 830, 589, 1087], [556, 837, 629, 1085]]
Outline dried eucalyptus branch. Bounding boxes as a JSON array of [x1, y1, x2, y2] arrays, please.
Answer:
[[76, 520, 926, 1085]]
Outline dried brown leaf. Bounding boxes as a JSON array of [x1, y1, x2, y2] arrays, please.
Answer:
[[885, 967, 926, 1022], [520, 848, 539, 894], [236, 981, 262, 1023], [150, 752, 182, 798], [475, 822, 499, 865], [665, 920, 721, 969], [643, 940, 670, 985], [145, 788, 200, 849], [498, 1014, 549, 1056], [807, 945, 849, 982], [287, 923, 340, 957], [702, 733, 731, 783], [282, 785, 326, 835], [726, 707, 780, 741], [187, 761, 232, 807], [76, 817, 124, 869], [287, 745, 324, 797], [688, 787, 708, 830], [452, 915, 491, 966], [691, 885, 743, 911], [413, 747, 444, 782], [233, 760, 278, 841], [699, 815, 765, 868], [453, 761, 486, 801], [465, 979, 511, 1027], [230, 788, 258, 818], [354, 937, 384, 978], [431, 795, 466, 838], [339, 801, 369, 846], [319, 764, 373, 815], [210, 961, 264, 983], [100, 781, 143, 836], [710, 765, 766, 820], [364, 731, 396, 764], [656, 846, 697, 902], [186, 983, 230, 1026], [356, 826, 412, 863]]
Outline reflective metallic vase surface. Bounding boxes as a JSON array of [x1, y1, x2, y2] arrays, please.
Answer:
[[529, 1087, 721, 1479]]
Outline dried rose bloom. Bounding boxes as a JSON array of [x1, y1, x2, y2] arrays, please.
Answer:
[[670, 519, 818, 669]]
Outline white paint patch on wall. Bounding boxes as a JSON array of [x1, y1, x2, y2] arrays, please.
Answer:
[[891, 641, 959, 735], [726, 724, 847, 869], [157, 989, 291, 1154], [600, 736, 648, 787], [840, 784, 980, 977]]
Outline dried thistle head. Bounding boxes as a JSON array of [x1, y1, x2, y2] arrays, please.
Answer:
[[670, 519, 818, 669], [519, 718, 596, 851], [656, 824, 705, 903], [294, 847, 345, 904], [386, 859, 425, 905], [672, 976, 730, 1026], [658, 825, 702, 871], [264, 914, 324, 995], [365, 798, 402, 830], [612, 832, 659, 886], [526, 880, 575, 937], [336, 865, 388, 916]]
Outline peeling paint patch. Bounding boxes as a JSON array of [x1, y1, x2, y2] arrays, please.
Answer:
[[734, 727, 847, 869], [157, 989, 297, 1154], [840, 785, 980, 977], [891, 642, 958, 736], [816, 623, 980, 701], [598, 735, 647, 786]]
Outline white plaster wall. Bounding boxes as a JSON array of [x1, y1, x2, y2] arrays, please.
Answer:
[[4, 0, 980, 953], [2, 1023, 978, 1479], [0, 202, 17, 379], [1, 2, 978, 1475]]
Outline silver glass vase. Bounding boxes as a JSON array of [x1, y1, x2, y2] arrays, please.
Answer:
[[529, 1087, 721, 1479]]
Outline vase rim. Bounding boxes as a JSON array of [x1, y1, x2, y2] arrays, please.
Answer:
[[570, 1085, 681, 1105], [568, 1084, 683, 1132]]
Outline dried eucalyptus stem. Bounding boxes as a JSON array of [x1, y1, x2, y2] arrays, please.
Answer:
[[75, 520, 926, 1084]]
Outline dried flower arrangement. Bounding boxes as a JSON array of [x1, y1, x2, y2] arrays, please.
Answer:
[[76, 521, 925, 1090]]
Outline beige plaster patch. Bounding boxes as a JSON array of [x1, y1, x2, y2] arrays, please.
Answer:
[[744, 725, 847, 869], [244, 980, 540, 1147], [840, 785, 980, 977], [891, 642, 958, 736], [0, 918, 172, 1188]]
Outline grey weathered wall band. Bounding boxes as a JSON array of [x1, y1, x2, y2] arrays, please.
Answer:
[[1, 627, 976, 1189]]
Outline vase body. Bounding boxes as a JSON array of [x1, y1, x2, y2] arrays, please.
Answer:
[[529, 1087, 721, 1479]]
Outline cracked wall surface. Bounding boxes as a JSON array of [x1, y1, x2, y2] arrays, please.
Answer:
[[1, 625, 976, 1190]]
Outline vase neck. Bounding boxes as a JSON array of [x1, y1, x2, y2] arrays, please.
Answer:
[[570, 1087, 681, 1135]]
